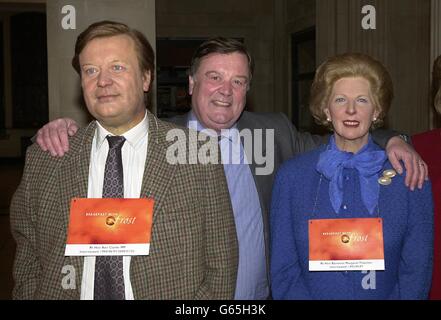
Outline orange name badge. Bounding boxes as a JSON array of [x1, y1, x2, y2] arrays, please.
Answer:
[[308, 218, 385, 271], [65, 198, 154, 256]]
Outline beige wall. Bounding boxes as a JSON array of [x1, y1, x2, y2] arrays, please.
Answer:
[[46, 0, 156, 126], [316, 0, 431, 135]]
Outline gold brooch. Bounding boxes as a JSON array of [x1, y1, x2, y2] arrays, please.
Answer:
[[378, 169, 396, 186]]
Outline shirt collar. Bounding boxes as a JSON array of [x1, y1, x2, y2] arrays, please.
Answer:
[[187, 110, 239, 143], [95, 110, 149, 151]]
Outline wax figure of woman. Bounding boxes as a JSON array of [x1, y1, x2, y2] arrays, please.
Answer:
[[270, 53, 434, 299]]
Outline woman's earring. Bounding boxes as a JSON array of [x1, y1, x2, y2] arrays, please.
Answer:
[[327, 118, 331, 122]]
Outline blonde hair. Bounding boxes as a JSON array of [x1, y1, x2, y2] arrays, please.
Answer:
[[432, 55, 441, 115], [71, 21, 155, 108], [309, 53, 393, 130]]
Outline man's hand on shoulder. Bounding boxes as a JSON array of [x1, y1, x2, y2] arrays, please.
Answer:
[[36, 118, 79, 157], [385, 136, 428, 191]]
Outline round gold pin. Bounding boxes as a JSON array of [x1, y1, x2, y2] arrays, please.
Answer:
[[106, 216, 116, 226], [378, 176, 392, 185], [383, 169, 397, 178], [341, 234, 350, 244]]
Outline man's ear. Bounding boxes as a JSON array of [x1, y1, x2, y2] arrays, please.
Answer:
[[188, 75, 195, 95], [142, 71, 151, 92]]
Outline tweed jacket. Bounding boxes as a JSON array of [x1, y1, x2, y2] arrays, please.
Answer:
[[10, 111, 238, 300]]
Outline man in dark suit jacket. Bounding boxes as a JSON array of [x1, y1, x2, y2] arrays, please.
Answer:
[[10, 22, 238, 300], [169, 110, 325, 294], [34, 37, 428, 300]]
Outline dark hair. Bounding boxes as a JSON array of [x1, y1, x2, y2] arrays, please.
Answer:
[[432, 55, 441, 115], [189, 37, 254, 81]]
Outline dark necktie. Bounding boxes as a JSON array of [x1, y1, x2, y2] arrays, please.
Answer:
[[94, 135, 126, 300]]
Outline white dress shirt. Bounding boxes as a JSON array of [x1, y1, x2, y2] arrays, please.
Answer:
[[80, 111, 149, 300]]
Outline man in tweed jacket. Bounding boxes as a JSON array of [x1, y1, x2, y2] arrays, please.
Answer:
[[10, 21, 238, 299]]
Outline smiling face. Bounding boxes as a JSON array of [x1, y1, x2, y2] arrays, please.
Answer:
[[189, 52, 249, 132], [80, 34, 151, 135], [324, 77, 379, 153]]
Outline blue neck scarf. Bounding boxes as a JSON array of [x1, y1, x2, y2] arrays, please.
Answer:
[[316, 135, 387, 215]]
